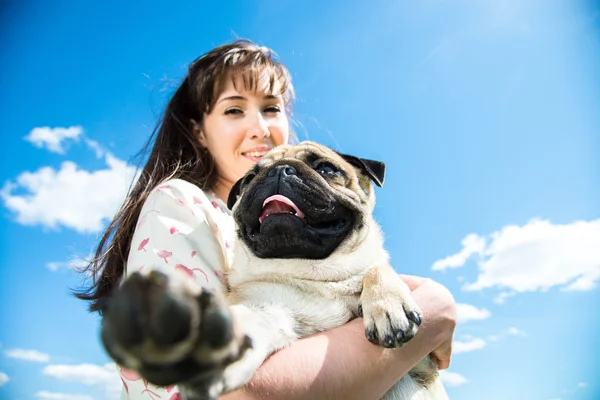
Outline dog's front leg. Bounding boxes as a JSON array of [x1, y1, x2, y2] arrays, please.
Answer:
[[217, 303, 299, 393], [175, 302, 296, 399], [359, 265, 423, 348]]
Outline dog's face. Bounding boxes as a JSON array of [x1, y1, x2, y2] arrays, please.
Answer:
[[227, 141, 385, 260]]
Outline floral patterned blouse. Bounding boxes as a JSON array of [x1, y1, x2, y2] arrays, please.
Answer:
[[117, 178, 236, 400]]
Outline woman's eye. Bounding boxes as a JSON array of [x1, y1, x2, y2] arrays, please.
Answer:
[[224, 108, 243, 115], [316, 162, 339, 175], [264, 105, 281, 113]]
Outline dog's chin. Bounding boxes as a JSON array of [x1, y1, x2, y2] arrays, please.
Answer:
[[240, 209, 354, 260]]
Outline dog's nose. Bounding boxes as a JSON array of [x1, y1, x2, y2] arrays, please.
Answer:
[[268, 165, 297, 178]]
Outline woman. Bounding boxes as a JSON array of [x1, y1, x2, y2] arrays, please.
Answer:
[[77, 39, 457, 400]]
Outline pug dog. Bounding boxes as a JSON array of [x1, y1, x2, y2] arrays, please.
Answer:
[[100, 141, 449, 400]]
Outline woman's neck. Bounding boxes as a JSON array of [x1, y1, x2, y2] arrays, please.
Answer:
[[212, 180, 232, 204]]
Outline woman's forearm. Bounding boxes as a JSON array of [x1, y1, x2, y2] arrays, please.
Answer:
[[223, 280, 454, 400], [226, 319, 437, 400]]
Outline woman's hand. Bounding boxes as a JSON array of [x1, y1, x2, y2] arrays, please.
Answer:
[[399, 275, 457, 370]]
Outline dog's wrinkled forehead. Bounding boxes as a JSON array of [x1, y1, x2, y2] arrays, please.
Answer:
[[257, 141, 348, 171]]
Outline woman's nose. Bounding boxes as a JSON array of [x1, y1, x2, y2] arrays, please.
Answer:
[[247, 112, 270, 139]]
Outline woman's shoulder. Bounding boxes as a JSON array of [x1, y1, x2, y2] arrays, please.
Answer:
[[148, 178, 209, 201], [142, 178, 229, 215], [127, 177, 234, 287]]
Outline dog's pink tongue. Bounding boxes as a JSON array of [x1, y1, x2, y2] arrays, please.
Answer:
[[259, 195, 305, 223]]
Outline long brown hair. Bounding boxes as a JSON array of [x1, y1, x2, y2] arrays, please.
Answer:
[[75, 39, 295, 313]]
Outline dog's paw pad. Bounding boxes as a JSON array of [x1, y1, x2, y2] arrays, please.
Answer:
[[102, 270, 201, 354]]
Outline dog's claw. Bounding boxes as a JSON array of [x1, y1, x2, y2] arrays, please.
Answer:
[[395, 330, 405, 344], [366, 328, 378, 344], [382, 335, 395, 348], [408, 311, 422, 326]]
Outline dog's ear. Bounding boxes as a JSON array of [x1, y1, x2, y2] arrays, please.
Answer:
[[227, 177, 245, 210], [228, 167, 260, 210], [337, 153, 386, 187]]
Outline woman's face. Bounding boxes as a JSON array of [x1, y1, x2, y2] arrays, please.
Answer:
[[198, 74, 290, 198]]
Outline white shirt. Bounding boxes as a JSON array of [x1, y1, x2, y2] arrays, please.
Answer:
[[117, 178, 235, 400]]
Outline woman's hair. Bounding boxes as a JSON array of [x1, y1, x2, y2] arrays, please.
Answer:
[[75, 39, 295, 313]]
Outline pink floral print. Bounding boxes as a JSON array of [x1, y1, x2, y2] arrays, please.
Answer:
[[118, 179, 234, 399]]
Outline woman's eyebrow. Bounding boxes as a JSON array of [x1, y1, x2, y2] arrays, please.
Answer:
[[217, 95, 247, 104], [217, 94, 281, 104]]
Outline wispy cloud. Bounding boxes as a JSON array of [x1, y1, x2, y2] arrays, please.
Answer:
[[43, 363, 120, 399], [418, 38, 453, 66], [506, 327, 526, 337], [432, 219, 600, 297], [488, 326, 527, 342], [432, 234, 486, 271], [456, 303, 491, 323], [35, 391, 93, 400], [84, 138, 106, 159], [453, 337, 486, 354], [46, 256, 90, 272], [439, 370, 468, 387], [0, 371, 8, 386], [4, 348, 50, 362], [24, 126, 83, 154]]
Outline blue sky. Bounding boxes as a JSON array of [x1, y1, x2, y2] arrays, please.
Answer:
[[1, 1, 599, 399]]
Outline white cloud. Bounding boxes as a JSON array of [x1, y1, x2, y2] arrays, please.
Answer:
[[577, 382, 587, 388], [493, 291, 514, 304], [456, 303, 491, 323], [0, 371, 8, 386], [453, 338, 486, 354], [506, 327, 526, 336], [438, 370, 468, 387], [35, 391, 93, 400], [487, 327, 526, 342], [4, 348, 50, 362], [1, 154, 139, 234], [43, 363, 120, 399], [84, 139, 105, 158], [24, 126, 83, 154], [432, 234, 486, 271], [431, 219, 600, 296]]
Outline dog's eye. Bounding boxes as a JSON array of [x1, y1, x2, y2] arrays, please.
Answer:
[[315, 162, 340, 176]]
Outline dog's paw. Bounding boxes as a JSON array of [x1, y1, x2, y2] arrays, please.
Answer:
[[359, 269, 423, 348], [359, 295, 422, 348], [100, 268, 251, 387]]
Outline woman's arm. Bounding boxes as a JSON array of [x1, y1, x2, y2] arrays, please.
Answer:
[[224, 278, 457, 400]]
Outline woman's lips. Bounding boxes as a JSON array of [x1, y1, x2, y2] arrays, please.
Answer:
[[242, 148, 270, 162], [243, 154, 264, 162]]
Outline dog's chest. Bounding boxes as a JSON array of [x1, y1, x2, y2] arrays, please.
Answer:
[[290, 279, 362, 336], [230, 277, 362, 338]]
